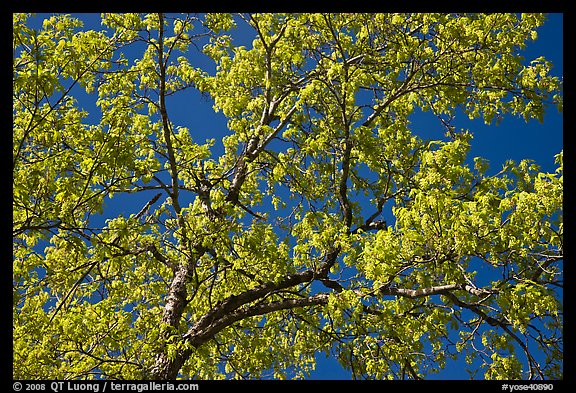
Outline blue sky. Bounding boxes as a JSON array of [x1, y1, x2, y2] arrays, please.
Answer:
[[22, 13, 563, 380]]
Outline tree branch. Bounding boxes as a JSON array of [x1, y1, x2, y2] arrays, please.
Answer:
[[150, 247, 340, 379], [379, 283, 497, 299], [186, 293, 329, 347]]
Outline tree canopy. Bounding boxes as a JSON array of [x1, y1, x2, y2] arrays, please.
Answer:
[[13, 13, 563, 380]]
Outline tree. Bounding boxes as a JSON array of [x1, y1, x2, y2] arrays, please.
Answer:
[[13, 13, 563, 380]]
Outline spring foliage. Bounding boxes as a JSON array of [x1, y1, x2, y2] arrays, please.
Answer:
[[13, 13, 562, 380]]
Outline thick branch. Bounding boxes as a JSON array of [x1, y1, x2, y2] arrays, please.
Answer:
[[185, 270, 316, 340], [150, 247, 340, 379], [150, 292, 329, 380], [188, 293, 329, 347], [193, 248, 339, 334]]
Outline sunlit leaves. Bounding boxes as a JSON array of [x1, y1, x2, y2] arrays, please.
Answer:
[[13, 13, 562, 380]]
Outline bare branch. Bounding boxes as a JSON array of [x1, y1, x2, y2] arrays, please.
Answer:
[[379, 283, 498, 299]]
